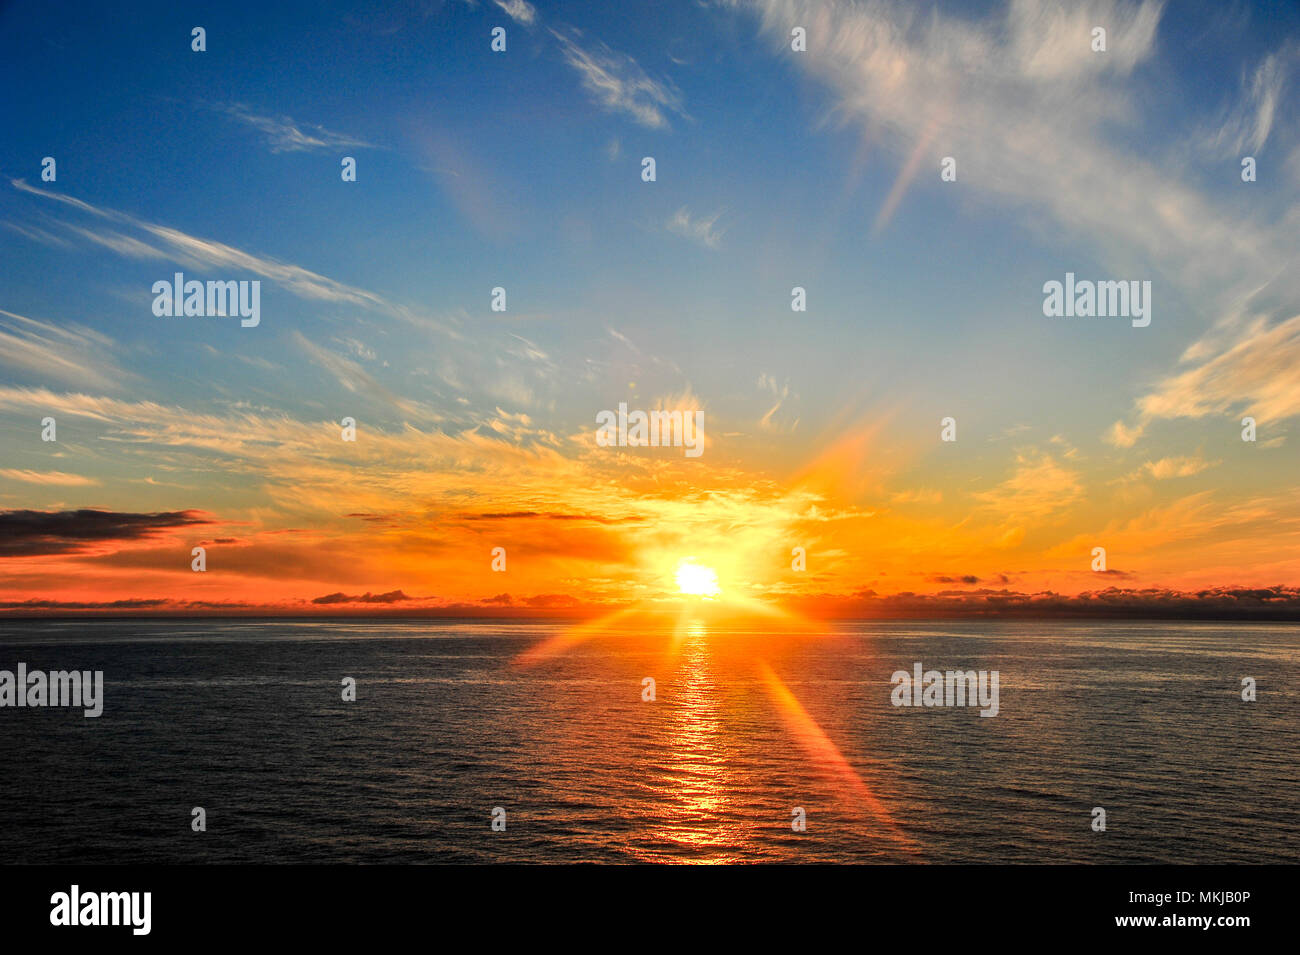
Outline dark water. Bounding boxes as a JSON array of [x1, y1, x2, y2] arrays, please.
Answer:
[[0, 618, 1296, 863]]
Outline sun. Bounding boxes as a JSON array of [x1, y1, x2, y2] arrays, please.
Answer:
[[675, 559, 721, 598]]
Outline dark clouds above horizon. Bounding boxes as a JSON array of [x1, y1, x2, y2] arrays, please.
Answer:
[[0, 508, 213, 557]]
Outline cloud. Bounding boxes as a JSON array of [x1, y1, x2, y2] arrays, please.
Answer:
[[461, 510, 645, 524], [1142, 454, 1218, 479], [9, 180, 458, 336], [1047, 490, 1243, 560], [757, 373, 797, 432], [1104, 418, 1144, 448], [0, 308, 126, 391], [208, 103, 375, 153], [8, 586, 1299, 619], [552, 29, 686, 129], [1108, 298, 1300, 442], [732, 0, 1300, 445], [311, 589, 414, 604], [0, 385, 607, 553], [3, 221, 73, 249], [1202, 50, 1292, 157], [728, 0, 1286, 291], [890, 488, 942, 505], [0, 598, 173, 611], [803, 585, 1300, 620], [292, 331, 439, 420], [1136, 311, 1300, 424], [523, 593, 580, 608], [0, 509, 213, 557], [493, 0, 536, 25], [666, 207, 725, 249], [0, 469, 100, 487], [974, 450, 1082, 520], [335, 337, 379, 362]]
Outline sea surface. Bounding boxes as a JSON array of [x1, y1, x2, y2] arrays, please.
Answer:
[[0, 618, 1296, 864]]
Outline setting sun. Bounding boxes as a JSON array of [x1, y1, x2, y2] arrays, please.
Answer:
[[675, 559, 721, 598]]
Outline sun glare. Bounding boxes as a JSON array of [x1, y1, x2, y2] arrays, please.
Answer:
[[675, 559, 721, 598]]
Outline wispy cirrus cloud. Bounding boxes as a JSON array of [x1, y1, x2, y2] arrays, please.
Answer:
[[291, 330, 441, 420], [0, 469, 100, 487], [757, 373, 798, 433], [551, 28, 686, 129], [206, 102, 376, 153], [729, 0, 1300, 447], [729, 0, 1232, 277], [493, 0, 536, 26], [727, 0, 1294, 296], [9, 179, 459, 336], [1202, 48, 1294, 157], [0, 308, 126, 391], [666, 207, 725, 249], [1108, 308, 1300, 444]]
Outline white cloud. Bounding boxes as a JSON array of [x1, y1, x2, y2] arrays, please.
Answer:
[[293, 331, 436, 420], [494, 0, 536, 26], [208, 103, 375, 154], [1136, 311, 1300, 424], [0, 469, 100, 487], [0, 308, 126, 391], [10, 179, 458, 337], [1203, 50, 1292, 157], [552, 29, 686, 129], [1142, 455, 1218, 479], [666, 207, 725, 249], [730, 0, 1300, 440]]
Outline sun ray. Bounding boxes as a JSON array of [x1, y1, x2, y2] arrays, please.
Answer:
[[756, 659, 918, 853], [511, 605, 644, 667]]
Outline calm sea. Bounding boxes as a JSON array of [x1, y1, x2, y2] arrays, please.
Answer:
[[0, 618, 1296, 863]]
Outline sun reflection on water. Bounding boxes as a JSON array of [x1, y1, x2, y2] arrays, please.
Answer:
[[635, 620, 744, 862]]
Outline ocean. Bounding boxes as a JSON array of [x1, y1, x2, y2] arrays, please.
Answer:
[[1, 618, 1296, 864]]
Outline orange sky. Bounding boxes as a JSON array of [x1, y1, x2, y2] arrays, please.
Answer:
[[4, 397, 1299, 618]]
